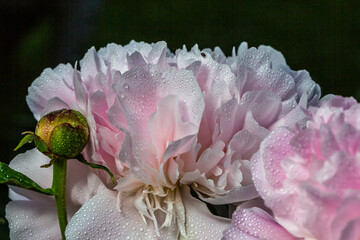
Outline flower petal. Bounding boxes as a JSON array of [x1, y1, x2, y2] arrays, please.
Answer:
[[148, 95, 198, 162], [65, 188, 178, 240], [80, 47, 107, 82], [179, 186, 230, 239], [222, 207, 297, 240], [26, 64, 76, 120], [199, 186, 259, 205], [6, 200, 62, 240], [6, 149, 103, 239], [113, 66, 204, 182]]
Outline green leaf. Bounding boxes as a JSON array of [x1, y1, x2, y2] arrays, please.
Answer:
[[75, 154, 115, 184], [0, 162, 54, 195], [13, 132, 34, 151]]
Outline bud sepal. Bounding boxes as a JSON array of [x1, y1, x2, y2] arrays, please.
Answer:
[[13, 131, 35, 151]]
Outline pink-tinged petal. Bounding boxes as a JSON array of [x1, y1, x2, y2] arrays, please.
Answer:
[[234, 43, 320, 108], [65, 188, 178, 240], [126, 51, 147, 70], [236, 48, 295, 99], [107, 104, 127, 131], [196, 51, 235, 102], [113, 66, 204, 181], [113, 66, 203, 143], [179, 186, 230, 240], [195, 140, 225, 173], [325, 95, 357, 109], [252, 127, 295, 191], [161, 135, 198, 186], [215, 98, 240, 144], [285, 69, 321, 105], [148, 95, 198, 162], [26, 64, 76, 120], [339, 218, 360, 240], [222, 207, 297, 240], [243, 111, 269, 140], [322, 191, 360, 240], [197, 53, 236, 132], [90, 90, 109, 121], [239, 90, 282, 129], [271, 93, 309, 130], [335, 124, 360, 155], [228, 130, 260, 161], [95, 71, 110, 94], [97, 126, 126, 177], [73, 66, 87, 111]]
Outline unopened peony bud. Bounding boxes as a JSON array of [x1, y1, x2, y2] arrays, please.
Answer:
[[34, 109, 89, 159]]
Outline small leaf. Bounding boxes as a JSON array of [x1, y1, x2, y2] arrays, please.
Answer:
[[0, 162, 54, 195], [13, 132, 35, 151], [75, 154, 115, 184]]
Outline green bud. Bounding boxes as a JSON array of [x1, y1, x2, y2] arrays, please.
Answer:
[[34, 109, 90, 160]]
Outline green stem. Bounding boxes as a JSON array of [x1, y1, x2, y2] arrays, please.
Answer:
[[52, 158, 68, 240]]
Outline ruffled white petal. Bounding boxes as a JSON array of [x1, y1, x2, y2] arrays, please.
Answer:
[[6, 149, 104, 240], [65, 187, 178, 240]]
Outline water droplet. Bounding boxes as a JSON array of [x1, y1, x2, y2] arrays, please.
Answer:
[[123, 83, 130, 90]]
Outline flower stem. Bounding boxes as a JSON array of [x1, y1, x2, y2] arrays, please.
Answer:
[[52, 158, 68, 240]]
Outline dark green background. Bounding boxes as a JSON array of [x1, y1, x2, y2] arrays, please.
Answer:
[[1, 1, 360, 239]]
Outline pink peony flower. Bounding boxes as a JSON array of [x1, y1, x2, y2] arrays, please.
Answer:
[[65, 41, 231, 239], [6, 40, 320, 239], [252, 95, 360, 240], [176, 42, 320, 204]]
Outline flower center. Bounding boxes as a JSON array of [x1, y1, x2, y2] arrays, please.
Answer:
[[117, 179, 186, 237]]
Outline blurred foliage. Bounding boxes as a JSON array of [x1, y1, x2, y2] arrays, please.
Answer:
[[17, 20, 53, 82], [0, 0, 360, 239]]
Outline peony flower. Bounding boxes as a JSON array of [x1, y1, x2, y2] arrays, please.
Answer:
[[252, 95, 360, 240], [6, 40, 320, 239], [65, 41, 232, 239], [175, 42, 320, 205]]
